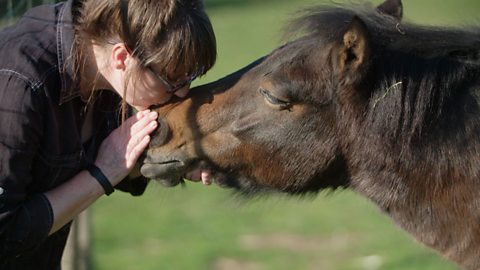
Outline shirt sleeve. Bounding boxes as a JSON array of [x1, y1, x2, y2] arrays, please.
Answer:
[[0, 75, 53, 259], [115, 175, 150, 196]]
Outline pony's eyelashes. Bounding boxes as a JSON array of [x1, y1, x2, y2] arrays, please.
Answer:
[[258, 88, 292, 110]]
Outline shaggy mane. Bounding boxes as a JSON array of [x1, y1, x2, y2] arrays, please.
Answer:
[[287, 2, 480, 145], [287, 2, 480, 56]]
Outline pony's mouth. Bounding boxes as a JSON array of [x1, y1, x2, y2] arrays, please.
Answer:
[[140, 158, 234, 188], [140, 159, 186, 187], [141, 157, 275, 196]]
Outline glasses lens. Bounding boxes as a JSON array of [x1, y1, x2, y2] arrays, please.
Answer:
[[148, 66, 201, 94]]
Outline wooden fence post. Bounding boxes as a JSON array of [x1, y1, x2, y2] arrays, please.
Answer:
[[62, 210, 92, 270], [6, 0, 13, 24]]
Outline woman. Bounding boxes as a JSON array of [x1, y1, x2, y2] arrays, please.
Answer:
[[0, 0, 216, 269]]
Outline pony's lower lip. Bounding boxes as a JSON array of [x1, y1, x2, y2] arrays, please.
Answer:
[[140, 160, 184, 171], [140, 161, 185, 186]]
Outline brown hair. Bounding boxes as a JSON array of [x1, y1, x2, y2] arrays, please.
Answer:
[[72, 0, 217, 117]]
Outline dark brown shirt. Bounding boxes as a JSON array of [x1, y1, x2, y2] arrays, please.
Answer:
[[0, 1, 147, 269]]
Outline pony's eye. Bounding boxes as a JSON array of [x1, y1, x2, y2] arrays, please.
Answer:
[[259, 88, 291, 110]]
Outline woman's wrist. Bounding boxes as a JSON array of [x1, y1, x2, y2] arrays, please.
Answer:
[[86, 163, 115, 195]]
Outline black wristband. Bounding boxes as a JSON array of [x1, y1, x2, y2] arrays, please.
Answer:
[[86, 163, 114, 196]]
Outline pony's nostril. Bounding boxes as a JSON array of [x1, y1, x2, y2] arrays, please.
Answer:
[[149, 117, 171, 148]]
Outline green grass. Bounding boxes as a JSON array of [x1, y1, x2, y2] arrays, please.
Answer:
[[92, 187, 456, 270], [91, 1, 479, 269]]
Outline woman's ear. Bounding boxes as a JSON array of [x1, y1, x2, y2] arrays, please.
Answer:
[[110, 43, 130, 70]]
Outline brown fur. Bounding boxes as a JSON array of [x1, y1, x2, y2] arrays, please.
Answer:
[[141, 1, 480, 268]]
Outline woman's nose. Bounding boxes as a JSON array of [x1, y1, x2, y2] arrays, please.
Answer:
[[174, 85, 190, 98]]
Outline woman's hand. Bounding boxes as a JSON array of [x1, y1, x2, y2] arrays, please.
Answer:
[[95, 110, 158, 185], [45, 110, 157, 234]]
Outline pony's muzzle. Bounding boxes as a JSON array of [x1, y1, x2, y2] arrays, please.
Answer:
[[140, 149, 191, 187], [140, 117, 187, 186]]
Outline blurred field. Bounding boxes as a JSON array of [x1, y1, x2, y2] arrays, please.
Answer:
[[91, 1, 480, 269]]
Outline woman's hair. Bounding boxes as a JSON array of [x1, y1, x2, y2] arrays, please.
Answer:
[[71, 0, 217, 118]]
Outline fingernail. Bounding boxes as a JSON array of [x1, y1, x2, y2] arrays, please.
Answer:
[[149, 111, 158, 119], [150, 121, 157, 128]]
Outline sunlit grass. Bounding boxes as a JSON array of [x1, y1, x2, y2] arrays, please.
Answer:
[[93, 185, 456, 269]]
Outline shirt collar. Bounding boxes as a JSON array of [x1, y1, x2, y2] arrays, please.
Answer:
[[56, 0, 78, 105]]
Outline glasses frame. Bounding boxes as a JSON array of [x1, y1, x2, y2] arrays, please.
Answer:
[[107, 40, 202, 94], [146, 66, 201, 94]]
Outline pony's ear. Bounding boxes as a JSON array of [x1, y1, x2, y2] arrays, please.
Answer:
[[334, 16, 371, 85], [376, 0, 403, 21]]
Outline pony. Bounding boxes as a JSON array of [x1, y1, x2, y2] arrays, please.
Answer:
[[140, 0, 480, 268]]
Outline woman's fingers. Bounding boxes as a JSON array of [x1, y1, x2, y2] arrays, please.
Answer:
[[129, 111, 158, 134], [125, 111, 158, 156], [123, 109, 149, 127], [95, 110, 158, 183], [127, 119, 157, 146], [126, 135, 151, 168]]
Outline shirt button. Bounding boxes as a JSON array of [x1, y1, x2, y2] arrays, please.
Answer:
[[0, 187, 4, 195]]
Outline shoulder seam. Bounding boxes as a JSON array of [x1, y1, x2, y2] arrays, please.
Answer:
[[0, 67, 57, 92]]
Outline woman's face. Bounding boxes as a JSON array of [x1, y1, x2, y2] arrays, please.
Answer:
[[123, 64, 192, 110], [98, 42, 194, 110]]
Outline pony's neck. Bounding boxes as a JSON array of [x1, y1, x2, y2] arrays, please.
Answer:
[[340, 47, 480, 270], [367, 48, 480, 144]]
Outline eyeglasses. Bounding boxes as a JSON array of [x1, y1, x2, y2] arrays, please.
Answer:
[[147, 66, 202, 94], [107, 41, 202, 94]]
